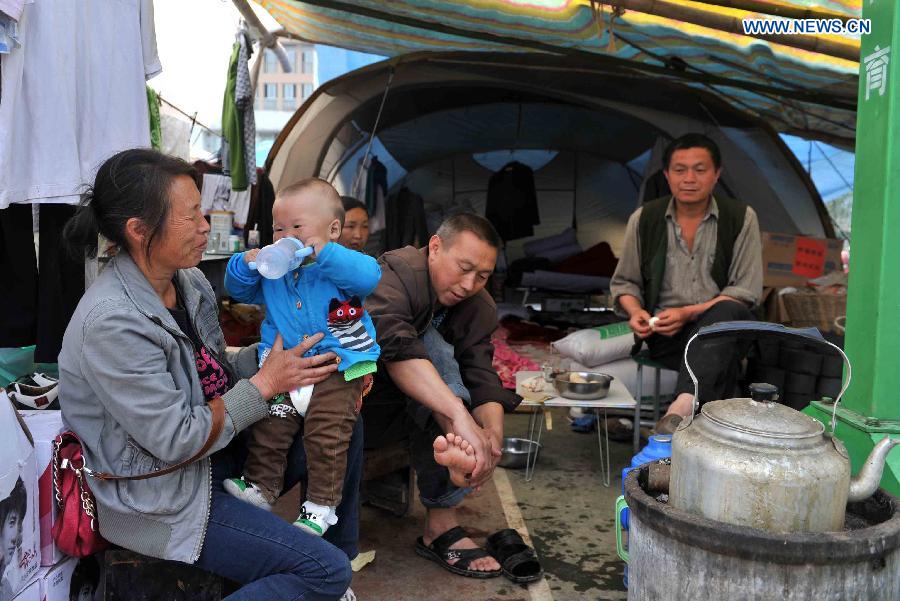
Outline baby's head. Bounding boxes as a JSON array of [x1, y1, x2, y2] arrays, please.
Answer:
[[273, 179, 344, 256]]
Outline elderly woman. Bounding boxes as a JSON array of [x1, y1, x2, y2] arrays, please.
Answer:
[[58, 149, 360, 601], [337, 197, 370, 253]]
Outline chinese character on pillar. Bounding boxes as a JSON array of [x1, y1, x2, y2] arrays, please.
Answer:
[[864, 45, 891, 100]]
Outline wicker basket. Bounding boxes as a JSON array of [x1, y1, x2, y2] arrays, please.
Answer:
[[780, 291, 847, 333]]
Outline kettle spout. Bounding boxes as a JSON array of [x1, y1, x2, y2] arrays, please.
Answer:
[[848, 437, 900, 502]]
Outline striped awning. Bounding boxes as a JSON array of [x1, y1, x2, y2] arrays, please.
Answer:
[[257, 0, 861, 147]]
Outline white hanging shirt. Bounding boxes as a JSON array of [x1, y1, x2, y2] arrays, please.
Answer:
[[0, 0, 161, 208]]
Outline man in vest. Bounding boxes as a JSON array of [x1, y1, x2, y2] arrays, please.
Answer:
[[610, 133, 763, 434]]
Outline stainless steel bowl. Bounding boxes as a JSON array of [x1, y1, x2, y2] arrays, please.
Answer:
[[553, 371, 613, 400], [498, 437, 541, 469]]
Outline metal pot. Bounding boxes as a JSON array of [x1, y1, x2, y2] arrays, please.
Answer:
[[669, 322, 899, 533], [553, 371, 612, 400], [498, 437, 541, 469]]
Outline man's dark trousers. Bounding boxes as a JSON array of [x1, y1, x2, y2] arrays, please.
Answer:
[[644, 300, 754, 405]]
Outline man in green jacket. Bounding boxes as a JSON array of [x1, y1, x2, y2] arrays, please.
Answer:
[[610, 133, 763, 433]]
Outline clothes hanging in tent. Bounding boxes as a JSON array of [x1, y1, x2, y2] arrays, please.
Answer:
[[384, 187, 428, 252], [365, 156, 387, 232], [194, 162, 275, 247], [235, 29, 256, 188], [147, 86, 162, 150], [199, 173, 251, 227], [0, 0, 25, 22], [245, 168, 276, 248], [159, 113, 192, 160], [485, 161, 540, 242], [0, 203, 36, 347], [0, 0, 159, 208], [35, 204, 84, 362], [221, 41, 247, 191], [365, 156, 388, 214]]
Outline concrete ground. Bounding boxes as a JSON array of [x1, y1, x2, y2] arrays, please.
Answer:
[[351, 409, 632, 601]]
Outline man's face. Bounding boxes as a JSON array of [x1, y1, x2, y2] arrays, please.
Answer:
[[664, 147, 721, 206], [428, 231, 497, 307]]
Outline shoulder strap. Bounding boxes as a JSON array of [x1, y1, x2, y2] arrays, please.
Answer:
[[711, 197, 748, 291], [91, 397, 226, 481]]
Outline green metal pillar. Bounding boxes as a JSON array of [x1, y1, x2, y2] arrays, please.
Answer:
[[805, 0, 900, 496]]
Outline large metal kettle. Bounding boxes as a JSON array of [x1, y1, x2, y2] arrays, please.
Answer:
[[669, 322, 899, 533]]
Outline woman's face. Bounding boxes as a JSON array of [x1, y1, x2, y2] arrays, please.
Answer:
[[339, 207, 369, 252], [147, 175, 210, 271], [1, 509, 22, 572]]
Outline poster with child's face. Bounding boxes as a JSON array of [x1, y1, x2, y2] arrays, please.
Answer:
[[0, 477, 27, 589]]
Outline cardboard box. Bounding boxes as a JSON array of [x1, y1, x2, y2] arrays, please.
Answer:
[[762, 232, 843, 288], [34, 557, 99, 601], [8, 578, 39, 601], [17, 412, 65, 566], [0, 392, 40, 599]]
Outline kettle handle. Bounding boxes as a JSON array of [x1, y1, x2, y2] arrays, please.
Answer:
[[680, 321, 851, 434]]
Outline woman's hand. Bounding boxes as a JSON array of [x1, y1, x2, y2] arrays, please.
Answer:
[[250, 333, 337, 399]]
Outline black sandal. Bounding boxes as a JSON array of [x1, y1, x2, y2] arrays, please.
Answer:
[[414, 526, 502, 579], [485, 528, 543, 584]]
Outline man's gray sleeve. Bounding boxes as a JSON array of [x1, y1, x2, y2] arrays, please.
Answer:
[[720, 206, 763, 306], [610, 208, 645, 315]]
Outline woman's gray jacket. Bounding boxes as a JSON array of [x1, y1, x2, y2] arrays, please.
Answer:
[[59, 253, 268, 563]]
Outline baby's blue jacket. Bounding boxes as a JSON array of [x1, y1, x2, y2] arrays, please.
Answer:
[[225, 241, 381, 371]]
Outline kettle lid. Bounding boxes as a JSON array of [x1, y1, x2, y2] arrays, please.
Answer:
[[702, 397, 824, 440]]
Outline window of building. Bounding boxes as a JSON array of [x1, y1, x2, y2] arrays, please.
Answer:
[[301, 83, 314, 99], [263, 50, 277, 73], [283, 84, 297, 110], [301, 51, 314, 74], [264, 83, 278, 110], [285, 45, 297, 72]]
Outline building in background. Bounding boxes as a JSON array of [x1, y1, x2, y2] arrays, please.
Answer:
[[255, 41, 318, 165], [256, 41, 317, 112]]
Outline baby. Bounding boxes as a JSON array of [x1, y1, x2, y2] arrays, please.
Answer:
[[224, 178, 381, 536]]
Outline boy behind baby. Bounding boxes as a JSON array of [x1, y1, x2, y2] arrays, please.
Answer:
[[224, 179, 381, 536]]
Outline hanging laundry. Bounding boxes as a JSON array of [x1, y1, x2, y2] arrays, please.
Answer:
[[0, 203, 36, 347], [235, 29, 257, 188], [201, 174, 232, 214], [384, 187, 428, 252], [365, 156, 387, 232], [0, 0, 160, 208], [0, 0, 25, 22], [485, 161, 540, 242], [220, 28, 256, 192], [244, 168, 276, 248], [221, 42, 245, 189], [0, 13, 19, 54], [147, 86, 162, 151], [199, 173, 251, 227], [159, 114, 192, 161], [229, 188, 251, 228]]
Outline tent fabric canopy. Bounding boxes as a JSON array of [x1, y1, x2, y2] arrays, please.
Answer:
[[259, 0, 860, 148]]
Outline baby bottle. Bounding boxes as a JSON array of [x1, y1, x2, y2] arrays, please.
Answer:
[[249, 238, 314, 279]]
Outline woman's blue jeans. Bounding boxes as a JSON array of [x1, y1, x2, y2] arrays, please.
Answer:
[[194, 418, 364, 600]]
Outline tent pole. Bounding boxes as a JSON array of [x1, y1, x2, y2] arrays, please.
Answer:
[[604, 0, 858, 62], [690, 0, 853, 23]]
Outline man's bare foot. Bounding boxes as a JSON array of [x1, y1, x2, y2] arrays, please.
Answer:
[[424, 507, 500, 572], [433, 433, 477, 487]]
